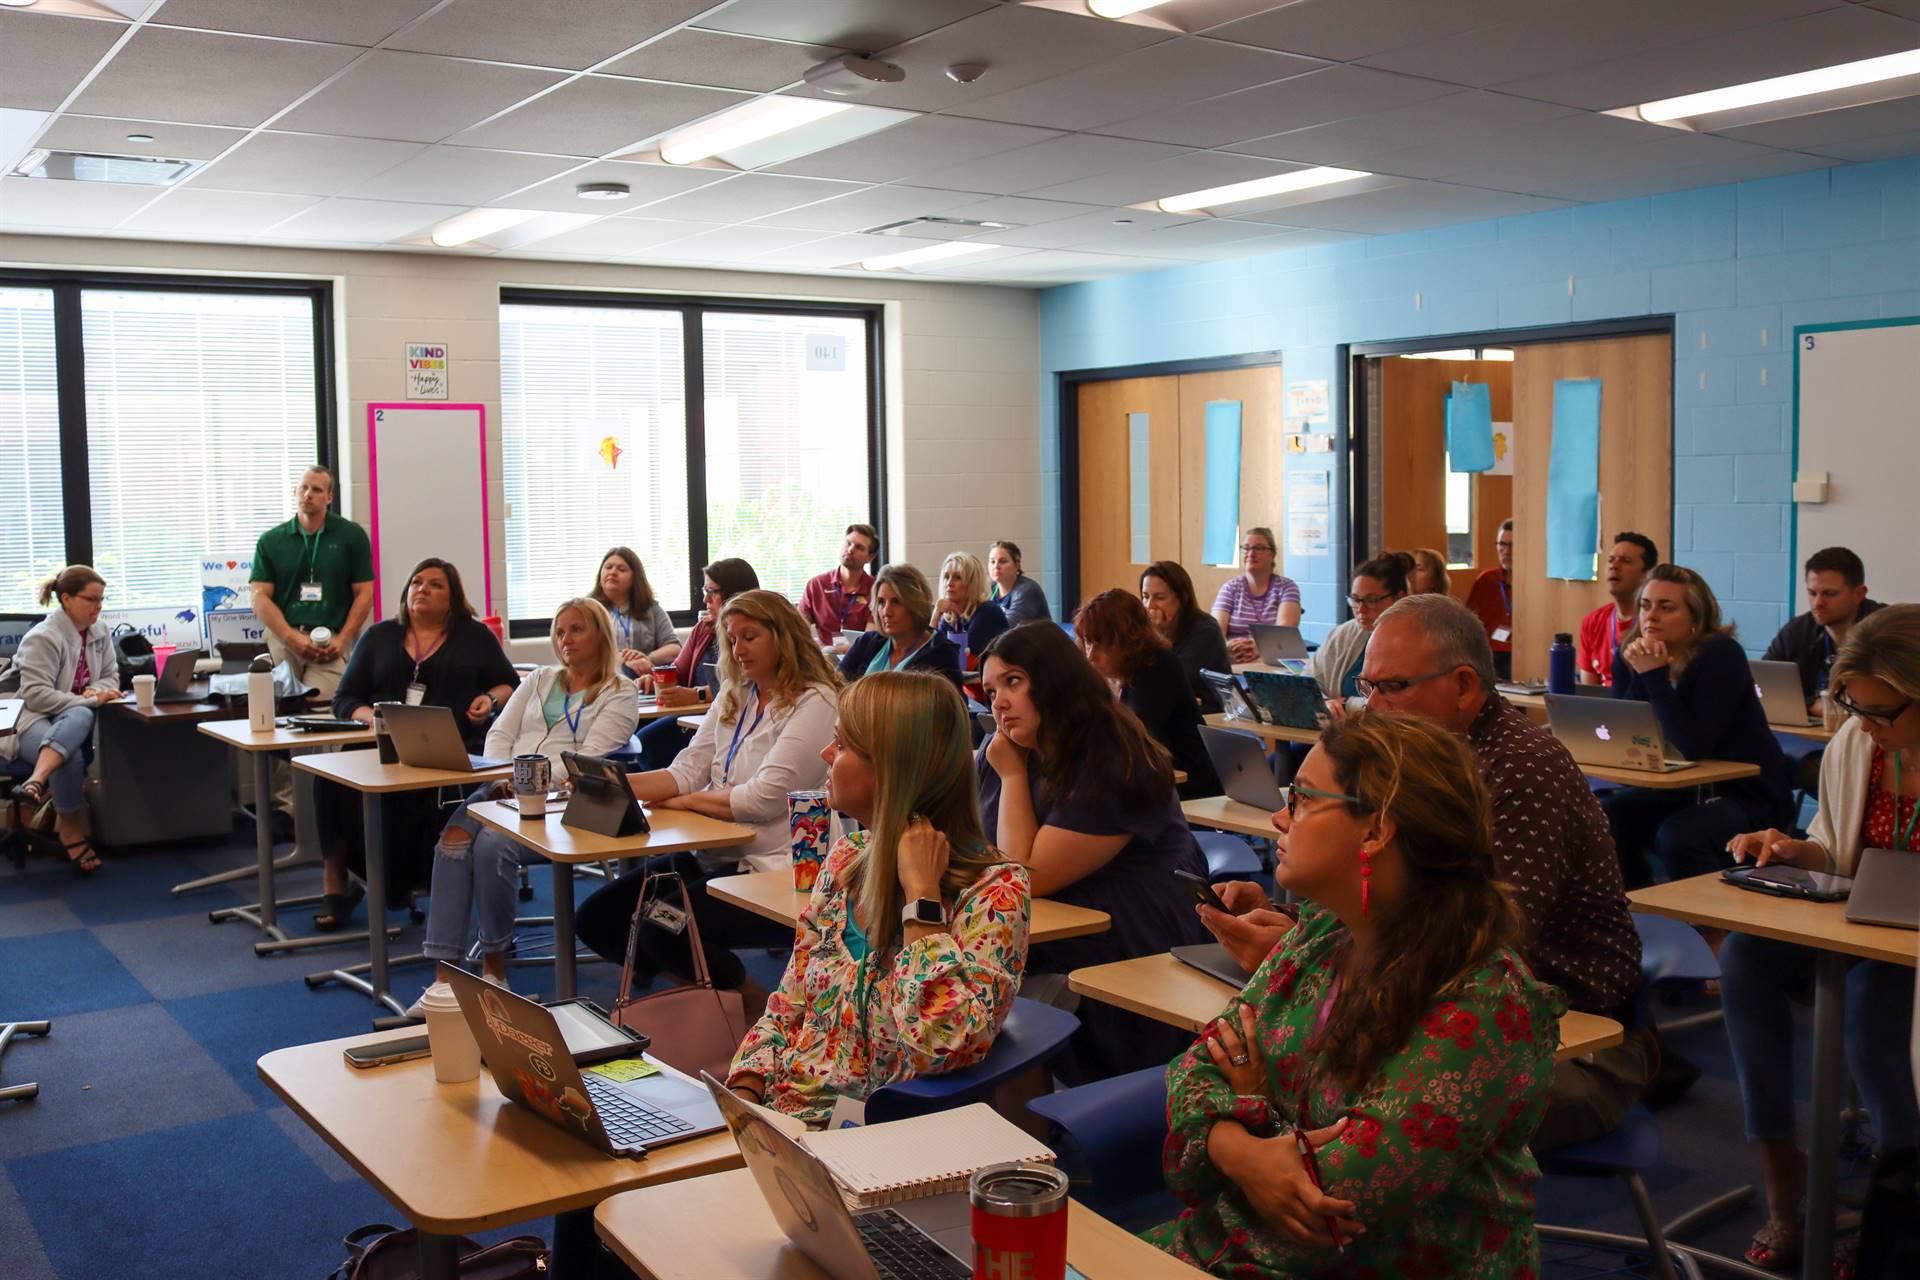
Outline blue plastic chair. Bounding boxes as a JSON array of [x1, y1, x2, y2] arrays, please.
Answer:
[[1026, 1065, 1170, 1217], [864, 998, 1079, 1125], [1634, 911, 1722, 1034], [1193, 831, 1262, 883], [1536, 1106, 1711, 1280]]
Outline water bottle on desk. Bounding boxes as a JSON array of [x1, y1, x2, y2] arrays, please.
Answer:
[[1548, 632, 1575, 695], [247, 655, 275, 732]]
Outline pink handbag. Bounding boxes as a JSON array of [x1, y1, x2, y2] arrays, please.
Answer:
[[610, 869, 749, 1080]]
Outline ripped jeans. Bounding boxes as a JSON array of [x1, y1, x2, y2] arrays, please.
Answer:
[[422, 785, 541, 961]]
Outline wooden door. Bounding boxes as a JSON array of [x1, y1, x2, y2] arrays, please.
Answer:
[[1509, 332, 1672, 681], [1176, 365, 1286, 609], [1376, 357, 1511, 596], [1076, 376, 1179, 605]]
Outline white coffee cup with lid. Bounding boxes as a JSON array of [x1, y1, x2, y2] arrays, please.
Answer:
[[415, 980, 482, 1083], [132, 673, 157, 712]]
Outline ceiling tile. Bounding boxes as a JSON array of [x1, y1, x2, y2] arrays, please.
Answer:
[[1204, 0, 1536, 63], [908, 132, 1191, 195], [1717, 94, 1920, 152], [0, 175, 157, 229], [751, 183, 990, 232], [1223, 90, 1579, 168], [765, 115, 1059, 183], [692, 0, 994, 51], [35, 115, 247, 161], [1819, 125, 1920, 163], [275, 51, 566, 143], [1529, 149, 1838, 203], [118, 186, 318, 235], [1018, 149, 1300, 206], [601, 30, 833, 92], [388, 0, 716, 71], [494, 159, 729, 213], [497, 215, 716, 258], [67, 27, 361, 127], [640, 223, 827, 261], [629, 172, 859, 222], [938, 193, 1104, 226], [343, 145, 582, 205], [956, 36, 1323, 132], [992, 206, 1313, 255], [152, 0, 441, 47], [1864, 0, 1920, 19], [1145, 225, 1373, 262], [190, 132, 426, 197], [449, 77, 747, 156], [927, 247, 1189, 282], [1361, 111, 1771, 192], [1097, 64, 1460, 149], [267, 196, 467, 243], [746, 232, 936, 269], [1229, 179, 1574, 235], [0, 12, 127, 112]]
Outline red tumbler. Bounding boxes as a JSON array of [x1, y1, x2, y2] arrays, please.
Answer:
[[969, 1162, 1068, 1280]]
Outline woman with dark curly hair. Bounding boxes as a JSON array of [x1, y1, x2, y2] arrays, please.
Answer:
[[1076, 589, 1220, 799]]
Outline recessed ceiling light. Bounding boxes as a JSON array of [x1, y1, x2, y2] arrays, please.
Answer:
[[575, 182, 630, 201], [125, 133, 155, 144], [858, 240, 1002, 272], [1088, 0, 1172, 17], [1625, 47, 1920, 124], [658, 95, 850, 167], [429, 207, 537, 248], [1155, 166, 1370, 214]]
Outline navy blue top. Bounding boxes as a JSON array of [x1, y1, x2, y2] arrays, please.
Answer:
[[937, 599, 1009, 663], [1612, 631, 1794, 825], [837, 629, 964, 693]]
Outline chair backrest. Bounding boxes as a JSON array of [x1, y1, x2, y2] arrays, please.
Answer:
[[863, 997, 1078, 1126], [1026, 1065, 1171, 1214], [1632, 912, 1719, 985]]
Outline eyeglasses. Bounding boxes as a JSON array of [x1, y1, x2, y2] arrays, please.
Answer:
[[1347, 593, 1399, 608], [1240, 543, 1273, 555], [701, 586, 724, 599], [1355, 668, 1456, 698], [1286, 782, 1364, 821], [1831, 687, 1914, 728], [72, 593, 105, 605]]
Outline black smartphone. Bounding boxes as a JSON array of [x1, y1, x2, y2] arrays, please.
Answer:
[[1722, 864, 1853, 902], [342, 1034, 431, 1069], [1174, 868, 1229, 913]]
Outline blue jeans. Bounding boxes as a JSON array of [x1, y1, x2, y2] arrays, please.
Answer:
[[1720, 931, 1919, 1147], [632, 715, 693, 771], [422, 786, 538, 961], [17, 704, 95, 814]]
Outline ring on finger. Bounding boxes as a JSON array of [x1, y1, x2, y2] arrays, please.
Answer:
[[1230, 1052, 1250, 1067]]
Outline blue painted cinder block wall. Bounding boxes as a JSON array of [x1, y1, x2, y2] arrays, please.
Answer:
[[1037, 154, 1920, 650]]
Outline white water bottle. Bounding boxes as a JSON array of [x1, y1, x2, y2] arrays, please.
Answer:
[[248, 654, 275, 732]]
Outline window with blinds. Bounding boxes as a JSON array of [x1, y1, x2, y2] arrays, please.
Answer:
[[81, 289, 321, 609], [0, 287, 62, 613]]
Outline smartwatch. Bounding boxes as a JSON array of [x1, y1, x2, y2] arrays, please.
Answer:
[[902, 898, 947, 928]]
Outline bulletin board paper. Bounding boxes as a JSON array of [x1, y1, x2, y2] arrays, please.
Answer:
[[367, 403, 491, 622]]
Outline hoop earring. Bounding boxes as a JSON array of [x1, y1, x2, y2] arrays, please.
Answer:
[[1359, 846, 1372, 916]]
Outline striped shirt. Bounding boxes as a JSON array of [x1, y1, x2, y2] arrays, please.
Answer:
[[1210, 574, 1301, 638]]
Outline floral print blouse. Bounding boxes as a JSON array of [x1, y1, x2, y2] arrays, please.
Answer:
[[727, 832, 1032, 1126], [1147, 905, 1565, 1279]]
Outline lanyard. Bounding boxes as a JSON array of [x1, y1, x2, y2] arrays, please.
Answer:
[[1894, 754, 1920, 852], [1497, 575, 1511, 619], [295, 518, 322, 581], [611, 607, 633, 647], [837, 581, 864, 627], [561, 687, 584, 738], [1608, 610, 1620, 659], [405, 629, 446, 683], [721, 685, 766, 785]]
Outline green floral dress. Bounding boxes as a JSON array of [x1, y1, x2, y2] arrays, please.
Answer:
[[727, 832, 1031, 1126], [1146, 905, 1566, 1279]]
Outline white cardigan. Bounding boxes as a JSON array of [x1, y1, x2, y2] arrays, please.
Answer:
[[1805, 717, 1892, 877], [482, 666, 639, 767], [667, 682, 838, 873]]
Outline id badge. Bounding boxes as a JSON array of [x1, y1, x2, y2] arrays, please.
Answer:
[[644, 899, 688, 935], [299, 581, 323, 603], [404, 682, 427, 706], [1492, 627, 1511, 644], [827, 1094, 867, 1129]]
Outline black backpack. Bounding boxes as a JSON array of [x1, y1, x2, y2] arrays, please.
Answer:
[[111, 624, 155, 690]]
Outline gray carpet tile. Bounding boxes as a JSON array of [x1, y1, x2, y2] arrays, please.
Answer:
[[0, 1168, 58, 1280], [90, 905, 423, 1001], [0, 900, 82, 941]]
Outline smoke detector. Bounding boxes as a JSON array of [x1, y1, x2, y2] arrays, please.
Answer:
[[802, 54, 905, 97]]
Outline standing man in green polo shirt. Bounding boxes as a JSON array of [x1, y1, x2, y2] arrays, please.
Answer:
[[250, 464, 375, 832]]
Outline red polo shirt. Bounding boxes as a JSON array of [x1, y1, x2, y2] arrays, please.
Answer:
[[1577, 602, 1631, 686], [1466, 567, 1511, 652], [798, 568, 873, 646]]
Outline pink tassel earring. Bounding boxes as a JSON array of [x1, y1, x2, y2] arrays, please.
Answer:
[[1359, 847, 1371, 916]]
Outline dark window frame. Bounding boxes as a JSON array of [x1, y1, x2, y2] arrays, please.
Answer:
[[499, 287, 886, 635]]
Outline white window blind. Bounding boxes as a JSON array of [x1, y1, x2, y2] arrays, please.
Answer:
[[500, 304, 690, 621], [702, 311, 869, 602], [81, 289, 319, 610], [0, 287, 62, 613]]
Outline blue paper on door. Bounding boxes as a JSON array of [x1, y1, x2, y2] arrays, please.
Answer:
[[1547, 377, 1602, 581], [1201, 400, 1243, 566], [1445, 381, 1495, 473]]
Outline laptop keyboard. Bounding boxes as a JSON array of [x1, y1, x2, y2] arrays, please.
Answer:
[[853, 1210, 970, 1280], [582, 1074, 696, 1146]]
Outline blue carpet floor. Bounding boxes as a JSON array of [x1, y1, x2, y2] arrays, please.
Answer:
[[0, 821, 1868, 1279]]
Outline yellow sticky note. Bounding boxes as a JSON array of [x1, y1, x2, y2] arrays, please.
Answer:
[[585, 1057, 660, 1083]]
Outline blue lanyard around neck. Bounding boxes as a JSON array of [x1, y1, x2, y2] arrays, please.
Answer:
[[561, 686, 584, 737], [721, 685, 766, 784]]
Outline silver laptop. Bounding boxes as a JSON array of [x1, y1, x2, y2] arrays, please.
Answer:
[[143, 648, 207, 704], [1844, 847, 1920, 929], [1172, 941, 1255, 989], [376, 701, 508, 772], [1199, 726, 1288, 810], [443, 966, 725, 1158], [1249, 624, 1310, 674], [1545, 694, 1695, 772], [702, 1072, 973, 1280], [1751, 659, 1818, 727]]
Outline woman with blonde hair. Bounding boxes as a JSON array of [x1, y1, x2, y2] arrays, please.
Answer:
[[727, 671, 1031, 1125], [421, 597, 638, 985], [1149, 711, 1563, 1277], [1605, 564, 1793, 886], [1720, 603, 1920, 1271], [1406, 547, 1450, 595], [575, 589, 843, 989], [838, 563, 963, 691], [933, 550, 1009, 669]]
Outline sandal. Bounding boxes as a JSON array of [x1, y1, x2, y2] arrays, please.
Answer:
[[13, 778, 48, 808], [1746, 1217, 1804, 1271], [313, 884, 365, 932], [62, 837, 102, 877]]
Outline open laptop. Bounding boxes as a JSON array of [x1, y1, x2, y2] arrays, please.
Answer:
[[1844, 847, 1920, 929], [1751, 658, 1818, 727], [142, 648, 207, 704], [443, 966, 724, 1158], [702, 1072, 973, 1280], [1545, 694, 1695, 773], [1199, 726, 1288, 810], [1237, 668, 1327, 731], [376, 702, 509, 772], [1249, 624, 1310, 674]]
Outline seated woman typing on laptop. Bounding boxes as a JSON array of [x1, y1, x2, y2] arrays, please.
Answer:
[[628, 557, 758, 771], [977, 622, 1210, 1079], [573, 589, 841, 993], [1211, 527, 1301, 665], [588, 546, 679, 681], [1717, 603, 1920, 1272], [1075, 589, 1221, 800], [1147, 711, 1564, 1279], [317, 557, 518, 931], [421, 597, 638, 986], [1604, 564, 1793, 888], [1310, 554, 1409, 715], [727, 671, 1030, 1126], [3, 565, 119, 875], [1141, 560, 1231, 713], [838, 563, 963, 692]]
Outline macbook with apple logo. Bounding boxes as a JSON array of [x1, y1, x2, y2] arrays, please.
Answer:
[[1545, 694, 1695, 773]]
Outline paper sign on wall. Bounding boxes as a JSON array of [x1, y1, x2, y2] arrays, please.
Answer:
[[1284, 379, 1329, 424], [1286, 469, 1329, 513], [102, 606, 209, 648], [201, 553, 260, 646], [407, 342, 449, 400], [804, 333, 845, 371], [1288, 513, 1330, 557], [1489, 421, 1514, 476], [1446, 382, 1495, 472]]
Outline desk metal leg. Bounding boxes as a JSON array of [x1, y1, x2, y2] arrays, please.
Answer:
[[172, 748, 300, 897], [1802, 951, 1846, 1280], [553, 862, 576, 1000], [417, 1229, 460, 1280], [304, 793, 408, 1021]]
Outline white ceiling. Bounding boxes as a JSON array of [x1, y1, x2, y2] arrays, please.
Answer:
[[1, 0, 1918, 286]]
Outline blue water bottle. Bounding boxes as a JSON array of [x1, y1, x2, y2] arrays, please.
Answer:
[[1548, 632, 1575, 694]]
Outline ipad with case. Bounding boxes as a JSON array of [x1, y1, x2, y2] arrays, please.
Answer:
[[560, 751, 649, 837]]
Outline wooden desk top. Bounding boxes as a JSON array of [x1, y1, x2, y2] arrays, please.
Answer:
[[1068, 953, 1623, 1063], [705, 869, 1111, 945], [258, 1029, 742, 1235], [198, 717, 375, 751], [1769, 719, 1836, 743], [1181, 794, 1279, 839], [469, 799, 752, 864], [634, 700, 690, 722], [1630, 873, 1918, 967], [1202, 712, 1321, 747], [595, 1169, 1210, 1280], [1507, 689, 1838, 743], [108, 685, 229, 722], [293, 749, 510, 793], [1579, 758, 1761, 790], [678, 714, 708, 731]]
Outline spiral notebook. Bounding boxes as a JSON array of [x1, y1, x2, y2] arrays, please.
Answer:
[[798, 1103, 1055, 1210]]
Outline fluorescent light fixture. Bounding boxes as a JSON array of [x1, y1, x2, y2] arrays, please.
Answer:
[[430, 207, 536, 248], [1631, 48, 1920, 123], [859, 240, 1002, 271], [659, 96, 850, 167], [1088, 0, 1173, 16], [1156, 166, 1370, 214], [1401, 349, 1479, 361]]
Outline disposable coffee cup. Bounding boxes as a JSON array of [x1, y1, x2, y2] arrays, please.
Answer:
[[653, 666, 678, 691], [132, 673, 157, 712], [416, 981, 482, 1083]]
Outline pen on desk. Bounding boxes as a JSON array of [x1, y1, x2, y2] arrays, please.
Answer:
[[1292, 1122, 1346, 1250]]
